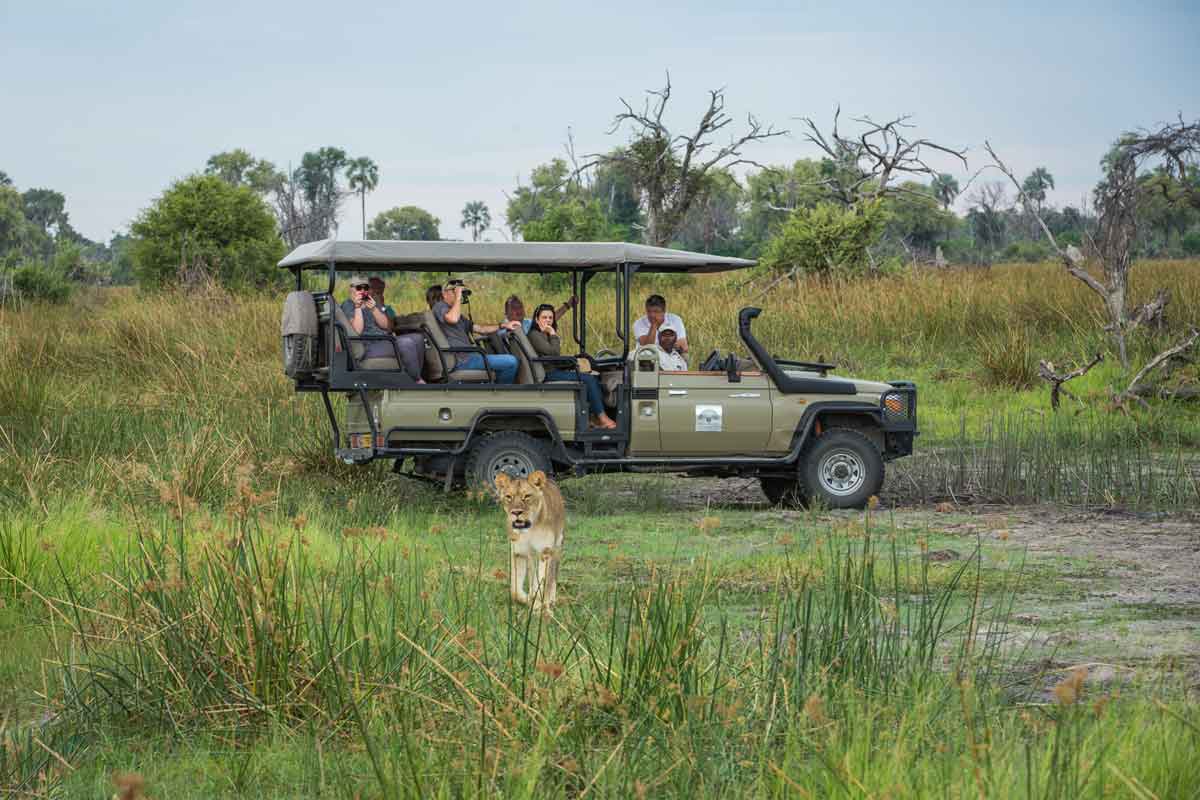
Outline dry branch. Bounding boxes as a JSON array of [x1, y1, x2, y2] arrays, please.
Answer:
[[1119, 328, 1200, 408], [1038, 353, 1103, 411]]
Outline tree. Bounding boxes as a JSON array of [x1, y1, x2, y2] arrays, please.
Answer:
[[0, 185, 29, 257], [675, 170, 745, 254], [967, 183, 1009, 257], [130, 174, 284, 288], [21, 188, 68, 237], [591, 162, 642, 239], [931, 173, 960, 209], [346, 157, 380, 239], [367, 206, 440, 241], [761, 201, 886, 278], [521, 199, 615, 243], [1021, 167, 1055, 212], [882, 182, 956, 254], [590, 76, 784, 246], [505, 159, 579, 237], [205, 149, 282, 195], [741, 160, 829, 244], [0, 171, 11, 187], [460, 201, 491, 241]]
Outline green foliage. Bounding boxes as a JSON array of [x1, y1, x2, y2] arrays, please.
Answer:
[[367, 206, 440, 240], [1182, 229, 1200, 256], [675, 170, 746, 255], [460, 200, 491, 241], [1022, 166, 1055, 209], [931, 173, 959, 209], [0, 185, 30, 259], [130, 174, 285, 289], [520, 198, 616, 242], [8, 262, 72, 303], [761, 200, 885, 276], [20, 187, 67, 236], [205, 149, 282, 194], [881, 183, 956, 251]]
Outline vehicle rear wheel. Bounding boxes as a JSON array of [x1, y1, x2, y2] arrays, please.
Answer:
[[465, 432, 553, 491], [759, 476, 809, 509], [801, 428, 883, 509]]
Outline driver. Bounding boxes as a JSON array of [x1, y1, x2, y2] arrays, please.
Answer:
[[429, 281, 521, 384], [657, 326, 688, 371]]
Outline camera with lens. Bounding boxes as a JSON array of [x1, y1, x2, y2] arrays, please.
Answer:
[[447, 279, 471, 301]]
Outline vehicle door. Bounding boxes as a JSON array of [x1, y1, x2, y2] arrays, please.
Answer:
[[656, 353, 773, 455]]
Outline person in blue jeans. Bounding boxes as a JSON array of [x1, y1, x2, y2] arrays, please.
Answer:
[[526, 304, 617, 429], [428, 282, 520, 383]]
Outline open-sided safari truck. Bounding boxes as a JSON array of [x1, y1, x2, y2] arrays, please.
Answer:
[[278, 240, 917, 508]]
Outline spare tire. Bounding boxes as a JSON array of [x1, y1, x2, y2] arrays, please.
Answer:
[[281, 291, 319, 377]]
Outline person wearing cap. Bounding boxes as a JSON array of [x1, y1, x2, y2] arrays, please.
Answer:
[[430, 281, 521, 384], [657, 326, 688, 371], [633, 294, 688, 354], [340, 275, 420, 381]]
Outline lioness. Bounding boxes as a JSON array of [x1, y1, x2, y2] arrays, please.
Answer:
[[495, 470, 565, 610]]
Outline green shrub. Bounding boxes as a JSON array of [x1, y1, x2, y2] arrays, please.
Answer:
[[760, 200, 885, 277], [7, 263, 71, 303], [131, 174, 284, 290], [1182, 229, 1200, 256]]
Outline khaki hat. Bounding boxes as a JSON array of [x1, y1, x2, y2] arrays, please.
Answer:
[[347, 274, 370, 288]]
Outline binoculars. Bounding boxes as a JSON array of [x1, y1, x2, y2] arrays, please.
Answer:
[[448, 279, 472, 300]]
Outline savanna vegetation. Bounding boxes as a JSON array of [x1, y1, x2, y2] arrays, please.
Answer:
[[2, 257, 1199, 797], [1, 84, 1198, 797]]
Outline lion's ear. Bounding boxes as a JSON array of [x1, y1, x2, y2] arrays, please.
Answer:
[[528, 470, 547, 489], [495, 472, 512, 491]]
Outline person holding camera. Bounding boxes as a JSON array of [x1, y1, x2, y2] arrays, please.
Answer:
[[340, 275, 421, 380], [429, 280, 520, 384]]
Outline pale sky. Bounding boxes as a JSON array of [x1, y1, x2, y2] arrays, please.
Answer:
[[2, 0, 1197, 243]]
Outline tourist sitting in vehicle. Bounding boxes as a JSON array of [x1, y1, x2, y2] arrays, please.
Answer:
[[369, 275, 425, 383], [341, 275, 419, 379], [634, 293, 688, 355], [527, 304, 617, 429], [657, 326, 688, 371], [503, 294, 578, 336], [429, 281, 520, 384]]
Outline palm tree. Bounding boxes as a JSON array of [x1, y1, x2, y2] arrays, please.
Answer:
[[346, 157, 380, 238], [460, 201, 491, 242], [1021, 167, 1055, 212], [931, 173, 959, 210]]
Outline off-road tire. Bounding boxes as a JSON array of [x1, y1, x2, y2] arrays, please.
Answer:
[[801, 427, 884, 509], [282, 334, 316, 377], [760, 476, 809, 509], [465, 431, 553, 491]]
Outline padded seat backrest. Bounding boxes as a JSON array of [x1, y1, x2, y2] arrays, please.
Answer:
[[508, 328, 546, 383], [421, 309, 448, 381], [332, 304, 366, 361]]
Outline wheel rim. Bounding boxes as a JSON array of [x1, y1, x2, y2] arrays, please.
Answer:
[[488, 451, 536, 481], [818, 450, 866, 497]]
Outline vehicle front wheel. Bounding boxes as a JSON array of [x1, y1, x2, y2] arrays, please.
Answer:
[[465, 431, 554, 492], [801, 428, 884, 509], [760, 476, 809, 509]]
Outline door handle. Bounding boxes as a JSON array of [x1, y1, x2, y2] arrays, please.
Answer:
[[728, 392, 761, 398], [667, 389, 688, 396]]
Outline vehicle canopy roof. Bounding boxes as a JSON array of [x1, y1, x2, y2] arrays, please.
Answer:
[[278, 239, 756, 274]]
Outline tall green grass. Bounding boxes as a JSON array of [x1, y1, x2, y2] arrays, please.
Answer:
[[6, 504, 1191, 797]]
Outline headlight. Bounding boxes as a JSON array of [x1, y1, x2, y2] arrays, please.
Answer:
[[881, 391, 911, 421]]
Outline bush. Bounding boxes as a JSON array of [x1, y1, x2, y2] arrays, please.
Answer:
[[6, 263, 71, 303], [1000, 240, 1053, 263], [1182, 229, 1200, 257], [760, 200, 884, 277], [130, 174, 284, 289]]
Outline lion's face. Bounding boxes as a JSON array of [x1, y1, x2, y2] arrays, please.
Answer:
[[495, 470, 548, 531]]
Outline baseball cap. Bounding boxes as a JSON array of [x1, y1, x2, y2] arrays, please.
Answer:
[[347, 274, 369, 289]]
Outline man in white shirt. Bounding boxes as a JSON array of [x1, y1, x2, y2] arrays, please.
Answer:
[[657, 327, 688, 371], [633, 294, 688, 355]]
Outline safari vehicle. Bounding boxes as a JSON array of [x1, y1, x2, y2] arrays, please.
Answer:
[[279, 240, 917, 508]]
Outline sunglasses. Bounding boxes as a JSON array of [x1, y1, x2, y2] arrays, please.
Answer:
[[353, 284, 370, 291]]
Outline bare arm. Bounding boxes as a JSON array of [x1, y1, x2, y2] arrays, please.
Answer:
[[349, 306, 365, 334], [677, 337, 688, 353], [637, 320, 659, 346], [365, 299, 391, 331], [442, 292, 463, 324], [553, 296, 577, 321]]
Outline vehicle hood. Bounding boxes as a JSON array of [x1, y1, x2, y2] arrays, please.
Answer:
[[781, 370, 894, 396]]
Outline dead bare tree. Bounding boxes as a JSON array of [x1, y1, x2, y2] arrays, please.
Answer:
[[986, 123, 1199, 371], [796, 110, 968, 206], [590, 75, 785, 247]]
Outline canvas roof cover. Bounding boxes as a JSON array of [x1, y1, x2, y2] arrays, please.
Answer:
[[277, 239, 756, 273]]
